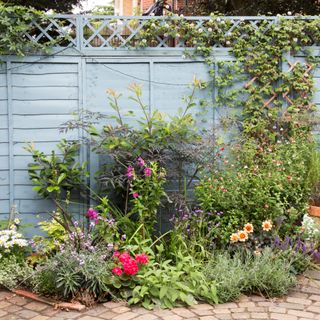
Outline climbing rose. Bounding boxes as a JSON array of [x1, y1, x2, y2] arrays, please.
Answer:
[[144, 167, 152, 177], [119, 252, 131, 263], [135, 253, 149, 265], [112, 267, 123, 276], [123, 259, 139, 275]]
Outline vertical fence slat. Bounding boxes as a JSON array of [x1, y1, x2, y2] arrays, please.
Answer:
[[149, 61, 154, 113], [6, 61, 14, 210]]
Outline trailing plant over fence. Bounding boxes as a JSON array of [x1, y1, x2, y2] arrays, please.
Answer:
[[0, 4, 65, 56]]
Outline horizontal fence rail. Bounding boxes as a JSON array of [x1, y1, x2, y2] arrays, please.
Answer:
[[24, 15, 320, 50]]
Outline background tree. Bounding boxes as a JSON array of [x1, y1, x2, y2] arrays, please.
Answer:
[[182, 0, 320, 15], [0, 0, 83, 13]]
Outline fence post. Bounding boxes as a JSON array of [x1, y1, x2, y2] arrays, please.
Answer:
[[76, 15, 83, 52]]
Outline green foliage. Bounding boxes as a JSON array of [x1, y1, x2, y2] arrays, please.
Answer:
[[3, 0, 82, 13], [205, 248, 298, 302], [26, 139, 88, 200], [0, 256, 32, 290], [129, 254, 218, 309], [186, 0, 320, 16], [32, 245, 112, 303], [196, 139, 312, 244], [0, 4, 64, 56], [129, 161, 167, 236]]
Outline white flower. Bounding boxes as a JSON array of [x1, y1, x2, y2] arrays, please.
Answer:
[[180, 14, 184, 18], [150, 13, 155, 16], [193, 40, 197, 44], [164, 33, 168, 37], [142, 39, 147, 43], [14, 218, 20, 225], [151, 23, 156, 28], [226, 40, 231, 45], [165, 4, 170, 9], [288, 11, 292, 16], [198, 28, 203, 33], [176, 33, 180, 37], [217, 17, 221, 22], [182, 55, 186, 59], [208, 27, 213, 32], [293, 37, 298, 42]]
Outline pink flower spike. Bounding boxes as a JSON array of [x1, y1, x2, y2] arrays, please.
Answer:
[[113, 251, 121, 258], [133, 192, 139, 199], [126, 166, 134, 178], [144, 167, 152, 177], [112, 267, 123, 276], [137, 157, 145, 167]]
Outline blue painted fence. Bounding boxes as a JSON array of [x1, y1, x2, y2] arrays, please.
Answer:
[[0, 15, 320, 236]]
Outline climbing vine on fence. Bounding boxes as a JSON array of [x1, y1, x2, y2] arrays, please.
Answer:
[[136, 14, 320, 145], [0, 4, 64, 56]]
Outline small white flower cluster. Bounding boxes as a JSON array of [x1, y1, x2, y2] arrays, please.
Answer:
[[0, 229, 28, 253], [302, 214, 320, 240]]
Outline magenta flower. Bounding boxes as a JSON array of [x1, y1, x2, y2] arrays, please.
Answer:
[[86, 208, 99, 224], [126, 166, 134, 178], [144, 167, 152, 177], [137, 157, 145, 167], [133, 192, 139, 198]]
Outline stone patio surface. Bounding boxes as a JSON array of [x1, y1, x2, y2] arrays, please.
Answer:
[[0, 270, 319, 320]]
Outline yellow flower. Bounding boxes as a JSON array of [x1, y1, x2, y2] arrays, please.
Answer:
[[238, 230, 248, 242], [262, 220, 273, 231], [230, 233, 239, 243], [244, 223, 254, 234]]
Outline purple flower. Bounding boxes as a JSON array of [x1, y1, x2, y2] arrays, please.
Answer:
[[121, 234, 127, 241], [144, 167, 152, 177], [137, 157, 145, 167]]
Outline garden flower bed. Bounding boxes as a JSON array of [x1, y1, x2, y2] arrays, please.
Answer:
[[1, 5, 320, 311]]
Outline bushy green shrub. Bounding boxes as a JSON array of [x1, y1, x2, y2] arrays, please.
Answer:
[[129, 253, 218, 309], [0, 256, 32, 290], [196, 139, 312, 245], [205, 248, 300, 302], [32, 245, 112, 304]]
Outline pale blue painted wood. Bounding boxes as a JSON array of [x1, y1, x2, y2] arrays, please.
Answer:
[[0, 143, 9, 155], [13, 100, 79, 115], [12, 87, 78, 100], [13, 129, 78, 142], [13, 115, 74, 129], [0, 171, 9, 185], [0, 128, 8, 142], [0, 101, 7, 115], [12, 73, 78, 87], [0, 157, 8, 170]]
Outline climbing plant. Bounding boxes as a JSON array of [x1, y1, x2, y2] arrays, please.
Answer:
[[0, 4, 64, 56]]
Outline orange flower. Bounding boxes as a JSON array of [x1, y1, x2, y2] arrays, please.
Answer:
[[238, 230, 248, 242], [230, 233, 239, 243], [262, 220, 273, 231], [244, 223, 254, 234]]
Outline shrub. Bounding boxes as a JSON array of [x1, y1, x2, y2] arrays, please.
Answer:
[[205, 252, 247, 303], [205, 248, 299, 302], [196, 139, 312, 245], [0, 256, 32, 290], [32, 245, 113, 305]]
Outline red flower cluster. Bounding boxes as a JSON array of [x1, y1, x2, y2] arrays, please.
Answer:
[[112, 251, 149, 276]]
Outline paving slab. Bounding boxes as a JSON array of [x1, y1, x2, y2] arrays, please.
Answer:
[[0, 270, 320, 320]]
